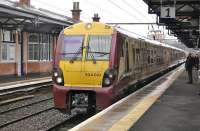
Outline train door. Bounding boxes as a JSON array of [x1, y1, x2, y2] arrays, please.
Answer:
[[128, 39, 136, 79], [119, 38, 130, 78], [118, 37, 126, 79]]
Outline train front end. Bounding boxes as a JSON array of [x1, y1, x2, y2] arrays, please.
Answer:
[[53, 22, 118, 112]]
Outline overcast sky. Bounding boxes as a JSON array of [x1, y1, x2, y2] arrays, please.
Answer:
[[10, 0, 177, 39]]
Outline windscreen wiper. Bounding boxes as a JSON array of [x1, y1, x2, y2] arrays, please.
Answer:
[[87, 46, 96, 64], [70, 47, 83, 63], [96, 52, 110, 57]]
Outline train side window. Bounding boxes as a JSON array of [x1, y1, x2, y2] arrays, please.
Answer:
[[124, 40, 129, 72], [136, 48, 140, 64], [147, 50, 150, 64], [150, 50, 154, 63], [120, 44, 124, 57], [132, 47, 135, 65]]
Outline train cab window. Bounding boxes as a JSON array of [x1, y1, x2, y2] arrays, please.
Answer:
[[86, 35, 112, 60], [60, 35, 84, 60]]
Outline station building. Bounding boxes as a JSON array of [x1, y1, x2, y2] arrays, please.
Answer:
[[0, 0, 81, 78]]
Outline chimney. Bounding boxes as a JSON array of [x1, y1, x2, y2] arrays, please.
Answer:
[[92, 13, 100, 22], [19, 0, 30, 7], [71, 2, 81, 21]]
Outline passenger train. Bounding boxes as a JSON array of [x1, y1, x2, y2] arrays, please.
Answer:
[[52, 22, 185, 113]]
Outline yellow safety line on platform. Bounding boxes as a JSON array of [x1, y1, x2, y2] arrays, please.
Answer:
[[109, 66, 184, 131]]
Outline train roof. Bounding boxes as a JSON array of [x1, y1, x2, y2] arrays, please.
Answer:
[[115, 26, 185, 53], [62, 22, 185, 53]]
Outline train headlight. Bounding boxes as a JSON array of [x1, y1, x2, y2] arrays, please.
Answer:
[[53, 72, 58, 77], [56, 77, 62, 83], [104, 78, 111, 85], [52, 68, 64, 86], [102, 68, 117, 87], [85, 23, 92, 29], [108, 74, 113, 78]]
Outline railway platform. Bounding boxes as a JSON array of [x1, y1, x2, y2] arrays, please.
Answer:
[[70, 65, 200, 131], [0, 74, 52, 91]]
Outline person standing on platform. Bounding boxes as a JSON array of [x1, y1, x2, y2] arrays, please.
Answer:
[[185, 53, 194, 84]]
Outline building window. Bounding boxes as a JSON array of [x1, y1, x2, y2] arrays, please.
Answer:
[[1, 43, 15, 62], [40, 34, 50, 61], [29, 33, 39, 61], [1, 29, 15, 62], [2, 30, 15, 42], [28, 33, 52, 61], [49, 36, 53, 60]]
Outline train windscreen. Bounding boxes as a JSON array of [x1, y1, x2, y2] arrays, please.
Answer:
[[60, 35, 84, 60], [87, 35, 112, 60]]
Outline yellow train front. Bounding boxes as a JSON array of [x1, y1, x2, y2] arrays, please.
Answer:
[[53, 22, 118, 112]]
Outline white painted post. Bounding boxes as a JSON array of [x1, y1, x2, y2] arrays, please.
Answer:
[[15, 30, 21, 76]]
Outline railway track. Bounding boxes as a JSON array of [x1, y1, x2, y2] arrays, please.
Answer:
[[46, 110, 95, 131], [0, 90, 52, 111], [0, 107, 89, 131], [0, 98, 54, 128], [0, 97, 53, 114], [0, 95, 94, 131], [0, 81, 52, 102], [0, 81, 89, 131]]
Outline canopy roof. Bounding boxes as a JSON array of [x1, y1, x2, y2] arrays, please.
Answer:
[[0, 0, 76, 33], [143, 0, 200, 48]]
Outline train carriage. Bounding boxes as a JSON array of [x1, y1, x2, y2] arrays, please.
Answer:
[[52, 22, 185, 113]]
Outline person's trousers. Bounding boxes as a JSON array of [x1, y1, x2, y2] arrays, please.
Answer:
[[188, 69, 193, 83]]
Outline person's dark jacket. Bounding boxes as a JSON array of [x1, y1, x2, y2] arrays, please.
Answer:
[[185, 56, 194, 71]]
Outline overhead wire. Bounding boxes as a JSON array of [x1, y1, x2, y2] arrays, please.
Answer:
[[133, 0, 157, 32], [84, 0, 122, 21], [33, 0, 91, 21], [121, 0, 151, 22], [32, 0, 153, 39], [129, 0, 155, 31], [107, 0, 142, 22]]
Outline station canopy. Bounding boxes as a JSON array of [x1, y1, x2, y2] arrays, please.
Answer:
[[143, 0, 200, 48], [0, 0, 75, 34]]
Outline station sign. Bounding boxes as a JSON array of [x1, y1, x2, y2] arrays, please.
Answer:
[[161, 6, 175, 19], [159, 6, 176, 23]]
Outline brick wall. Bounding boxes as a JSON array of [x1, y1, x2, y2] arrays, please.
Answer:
[[0, 63, 17, 76], [25, 61, 52, 74]]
